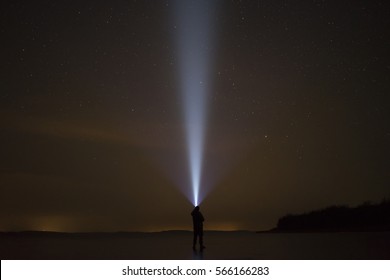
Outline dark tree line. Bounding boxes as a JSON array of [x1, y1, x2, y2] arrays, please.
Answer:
[[275, 200, 390, 232]]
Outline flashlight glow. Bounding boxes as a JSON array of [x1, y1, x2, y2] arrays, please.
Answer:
[[173, 0, 217, 206]]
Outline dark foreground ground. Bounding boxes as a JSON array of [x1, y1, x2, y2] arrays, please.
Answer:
[[1, 231, 389, 260]]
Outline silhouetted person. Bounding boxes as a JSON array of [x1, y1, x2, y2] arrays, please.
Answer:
[[191, 206, 205, 250]]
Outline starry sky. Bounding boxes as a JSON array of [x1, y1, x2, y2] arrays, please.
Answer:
[[1, 0, 389, 232]]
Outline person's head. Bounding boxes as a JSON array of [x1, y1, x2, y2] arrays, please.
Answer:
[[194, 206, 200, 211]]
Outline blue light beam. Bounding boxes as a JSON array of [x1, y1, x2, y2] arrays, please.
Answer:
[[173, 0, 218, 206]]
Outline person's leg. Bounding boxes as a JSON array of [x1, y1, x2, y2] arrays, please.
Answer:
[[193, 231, 197, 249], [199, 228, 206, 250]]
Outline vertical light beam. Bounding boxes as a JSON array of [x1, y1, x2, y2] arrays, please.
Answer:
[[173, 0, 217, 206]]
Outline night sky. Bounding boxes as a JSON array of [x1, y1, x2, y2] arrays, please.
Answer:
[[1, 0, 389, 232]]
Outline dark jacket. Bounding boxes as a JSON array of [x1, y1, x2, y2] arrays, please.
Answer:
[[191, 208, 204, 233]]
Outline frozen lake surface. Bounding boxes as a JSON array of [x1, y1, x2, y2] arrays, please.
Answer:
[[1, 231, 389, 259]]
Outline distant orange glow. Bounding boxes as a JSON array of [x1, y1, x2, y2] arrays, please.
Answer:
[[30, 216, 76, 232], [206, 223, 241, 231]]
